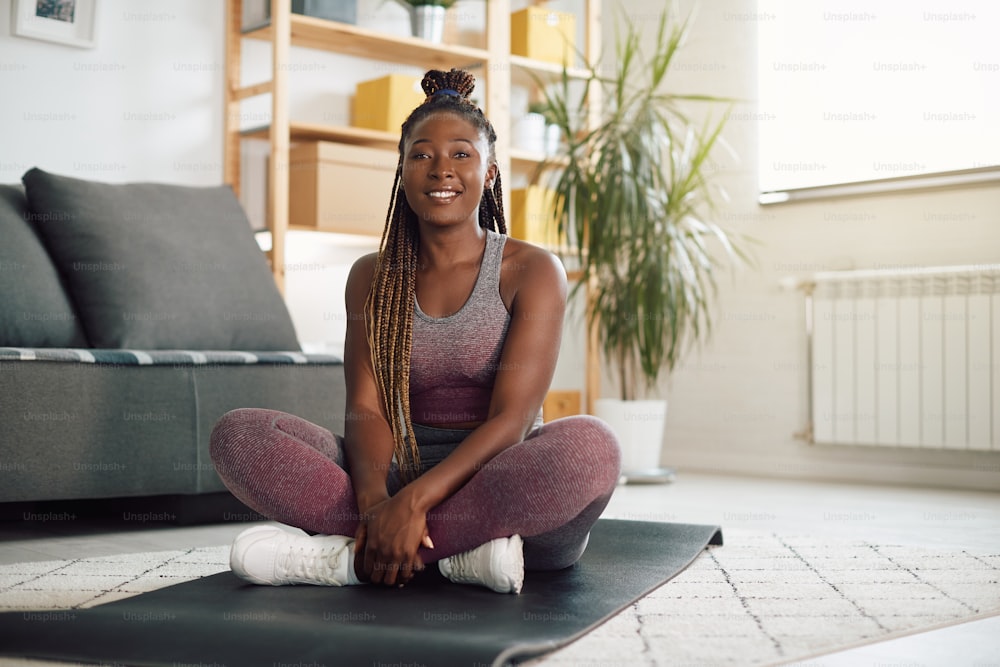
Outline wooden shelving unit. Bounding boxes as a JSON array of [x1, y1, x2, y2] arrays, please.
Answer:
[[223, 0, 602, 406], [225, 0, 599, 285]]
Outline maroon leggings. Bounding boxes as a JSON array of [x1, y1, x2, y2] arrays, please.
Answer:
[[209, 408, 621, 570]]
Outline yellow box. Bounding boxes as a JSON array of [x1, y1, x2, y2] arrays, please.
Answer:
[[289, 141, 399, 236], [510, 186, 562, 246], [510, 7, 576, 66], [351, 74, 425, 133]]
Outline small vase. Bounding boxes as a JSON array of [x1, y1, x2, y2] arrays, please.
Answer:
[[410, 5, 446, 43]]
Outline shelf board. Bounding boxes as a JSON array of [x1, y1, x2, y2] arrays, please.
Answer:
[[242, 123, 574, 169], [510, 147, 548, 164], [242, 122, 401, 150], [244, 15, 490, 71], [510, 147, 570, 168], [509, 55, 592, 83]]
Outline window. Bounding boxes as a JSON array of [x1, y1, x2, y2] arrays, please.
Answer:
[[756, 0, 999, 201]]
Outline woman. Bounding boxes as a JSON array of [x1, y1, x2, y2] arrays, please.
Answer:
[[210, 69, 621, 594]]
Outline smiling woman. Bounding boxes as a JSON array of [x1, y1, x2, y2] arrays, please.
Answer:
[[371, 69, 504, 442], [208, 69, 622, 597]]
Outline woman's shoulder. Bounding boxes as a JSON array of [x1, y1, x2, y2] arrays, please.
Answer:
[[499, 236, 567, 302], [501, 236, 566, 281], [345, 251, 380, 309], [350, 251, 380, 271], [347, 252, 380, 283]]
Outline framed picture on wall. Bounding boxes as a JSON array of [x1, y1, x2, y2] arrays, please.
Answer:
[[11, 0, 98, 49]]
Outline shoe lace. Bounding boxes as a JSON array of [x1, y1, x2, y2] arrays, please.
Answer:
[[278, 542, 343, 581], [447, 549, 483, 582]]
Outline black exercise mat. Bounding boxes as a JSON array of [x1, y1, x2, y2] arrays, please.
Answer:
[[0, 519, 722, 666]]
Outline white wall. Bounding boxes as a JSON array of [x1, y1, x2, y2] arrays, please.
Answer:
[[0, 0, 225, 184], [601, 0, 1000, 490]]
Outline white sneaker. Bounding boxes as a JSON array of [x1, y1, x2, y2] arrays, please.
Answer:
[[438, 535, 524, 594], [229, 524, 358, 586]]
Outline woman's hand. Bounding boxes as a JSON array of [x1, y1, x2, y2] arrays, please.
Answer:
[[353, 493, 433, 587]]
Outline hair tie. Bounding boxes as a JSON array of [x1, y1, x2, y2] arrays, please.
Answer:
[[434, 88, 461, 98]]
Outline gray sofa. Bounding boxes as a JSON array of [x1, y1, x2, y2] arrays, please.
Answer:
[[0, 168, 346, 514]]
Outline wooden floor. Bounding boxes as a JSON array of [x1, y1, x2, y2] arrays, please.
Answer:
[[1, 472, 998, 665]]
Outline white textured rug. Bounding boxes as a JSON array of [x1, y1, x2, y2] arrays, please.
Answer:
[[1, 531, 998, 666]]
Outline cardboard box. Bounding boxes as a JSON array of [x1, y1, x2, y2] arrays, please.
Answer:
[[510, 186, 562, 246], [510, 7, 576, 66], [543, 390, 581, 422], [289, 141, 399, 235], [352, 74, 425, 133]]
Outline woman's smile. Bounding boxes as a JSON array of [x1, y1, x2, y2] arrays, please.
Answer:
[[426, 188, 461, 203]]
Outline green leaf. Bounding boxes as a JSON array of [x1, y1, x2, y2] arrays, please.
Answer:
[[533, 3, 753, 399]]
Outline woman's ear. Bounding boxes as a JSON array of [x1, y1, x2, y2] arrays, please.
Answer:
[[484, 162, 498, 190]]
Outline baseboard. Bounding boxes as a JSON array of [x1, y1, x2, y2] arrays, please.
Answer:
[[664, 448, 1000, 492]]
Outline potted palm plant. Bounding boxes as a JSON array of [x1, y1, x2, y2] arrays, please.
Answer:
[[536, 7, 749, 480]]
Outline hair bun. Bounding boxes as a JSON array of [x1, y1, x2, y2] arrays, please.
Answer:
[[421, 68, 476, 101]]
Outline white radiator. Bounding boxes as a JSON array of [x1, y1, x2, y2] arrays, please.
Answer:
[[803, 264, 1000, 450]]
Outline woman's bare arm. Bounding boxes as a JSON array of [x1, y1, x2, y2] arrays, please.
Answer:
[[341, 253, 395, 515]]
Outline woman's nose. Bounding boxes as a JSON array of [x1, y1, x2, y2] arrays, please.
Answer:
[[429, 155, 453, 178]]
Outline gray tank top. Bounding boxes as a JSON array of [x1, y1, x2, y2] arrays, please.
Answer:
[[409, 229, 513, 426]]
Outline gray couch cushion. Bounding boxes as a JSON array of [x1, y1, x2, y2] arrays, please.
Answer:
[[0, 183, 88, 347], [0, 357, 345, 502], [22, 168, 300, 350]]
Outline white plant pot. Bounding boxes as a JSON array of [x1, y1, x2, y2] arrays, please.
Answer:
[[410, 5, 446, 43], [513, 112, 547, 154], [544, 123, 561, 155], [594, 398, 668, 477]]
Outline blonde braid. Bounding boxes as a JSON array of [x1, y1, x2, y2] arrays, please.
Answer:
[[366, 165, 420, 480]]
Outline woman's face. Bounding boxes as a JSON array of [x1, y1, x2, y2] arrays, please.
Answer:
[[401, 110, 497, 228]]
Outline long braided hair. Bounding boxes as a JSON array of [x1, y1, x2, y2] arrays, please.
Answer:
[[365, 68, 508, 482]]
